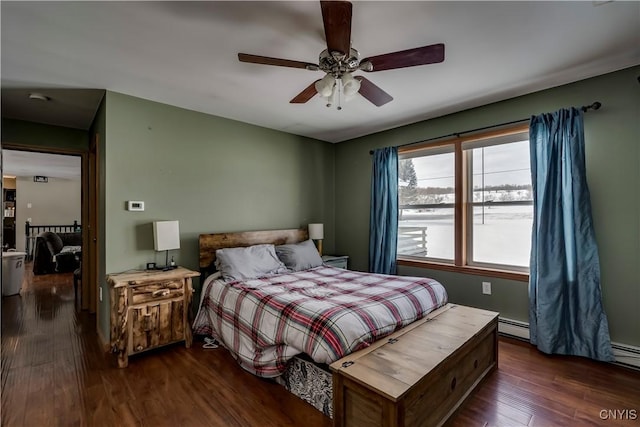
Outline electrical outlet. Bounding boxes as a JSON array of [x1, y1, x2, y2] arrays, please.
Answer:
[[99, 286, 103, 302], [482, 281, 492, 295]]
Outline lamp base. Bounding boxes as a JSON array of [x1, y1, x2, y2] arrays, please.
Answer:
[[156, 251, 177, 271]]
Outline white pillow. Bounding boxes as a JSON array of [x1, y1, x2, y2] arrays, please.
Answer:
[[215, 244, 287, 281], [275, 239, 323, 272]]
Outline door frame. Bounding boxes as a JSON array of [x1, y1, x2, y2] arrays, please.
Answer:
[[88, 134, 100, 314]]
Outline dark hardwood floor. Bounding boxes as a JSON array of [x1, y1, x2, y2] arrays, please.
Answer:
[[2, 266, 639, 426]]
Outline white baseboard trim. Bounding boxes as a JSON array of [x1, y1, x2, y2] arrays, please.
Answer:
[[612, 342, 640, 369], [498, 317, 640, 370], [498, 317, 530, 340]]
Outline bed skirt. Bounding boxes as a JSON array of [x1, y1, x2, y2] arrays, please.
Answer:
[[275, 355, 333, 418]]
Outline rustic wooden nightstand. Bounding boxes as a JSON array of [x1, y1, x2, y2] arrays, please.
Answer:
[[107, 267, 200, 368], [322, 255, 349, 269]]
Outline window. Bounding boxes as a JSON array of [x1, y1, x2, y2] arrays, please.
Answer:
[[397, 125, 531, 278], [399, 147, 455, 261]]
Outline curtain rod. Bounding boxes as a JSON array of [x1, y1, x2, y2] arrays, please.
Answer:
[[369, 101, 602, 154]]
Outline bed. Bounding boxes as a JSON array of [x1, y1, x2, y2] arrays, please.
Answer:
[[195, 228, 498, 426]]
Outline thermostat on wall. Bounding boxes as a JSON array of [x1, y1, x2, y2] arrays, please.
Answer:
[[127, 201, 145, 211]]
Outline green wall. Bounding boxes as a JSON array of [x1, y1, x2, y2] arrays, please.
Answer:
[[1, 118, 89, 151], [99, 91, 335, 338], [334, 66, 640, 347]]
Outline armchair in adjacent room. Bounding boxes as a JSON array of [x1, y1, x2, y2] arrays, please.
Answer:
[[32, 231, 82, 275]]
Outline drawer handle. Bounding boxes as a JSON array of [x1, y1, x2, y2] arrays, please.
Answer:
[[152, 289, 170, 298], [159, 281, 176, 288], [474, 359, 478, 369], [451, 377, 457, 391]]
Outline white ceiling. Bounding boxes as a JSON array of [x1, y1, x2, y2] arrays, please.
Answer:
[[1, 1, 639, 143], [2, 150, 81, 179]]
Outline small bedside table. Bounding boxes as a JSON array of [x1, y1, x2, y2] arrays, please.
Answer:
[[322, 255, 349, 269], [107, 267, 200, 368]]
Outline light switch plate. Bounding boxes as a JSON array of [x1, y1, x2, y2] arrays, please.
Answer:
[[127, 201, 145, 211], [482, 281, 492, 295]]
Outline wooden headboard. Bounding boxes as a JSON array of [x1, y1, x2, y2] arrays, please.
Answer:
[[198, 228, 309, 276]]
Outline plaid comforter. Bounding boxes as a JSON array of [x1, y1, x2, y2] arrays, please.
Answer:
[[193, 266, 447, 377]]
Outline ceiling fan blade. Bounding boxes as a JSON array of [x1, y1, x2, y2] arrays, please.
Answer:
[[238, 53, 318, 71], [320, 1, 352, 56], [361, 43, 445, 72], [355, 76, 393, 107], [290, 80, 320, 103]]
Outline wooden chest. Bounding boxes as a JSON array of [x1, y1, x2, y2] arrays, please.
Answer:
[[107, 267, 200, 368], [330, 304, 499, 427]]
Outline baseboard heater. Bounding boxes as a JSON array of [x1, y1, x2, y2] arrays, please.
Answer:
[[498, 317, 640, 370]]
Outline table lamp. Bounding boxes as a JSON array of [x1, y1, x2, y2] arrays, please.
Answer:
[[153, 220, 180, 270], [308, 223, 324, 256]]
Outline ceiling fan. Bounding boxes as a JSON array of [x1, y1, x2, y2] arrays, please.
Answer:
[[238, 1, 445, 109]]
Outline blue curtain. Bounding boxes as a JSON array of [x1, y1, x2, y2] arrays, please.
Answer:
[[529, 108, 613, 361], [369, 147, 398, 274]]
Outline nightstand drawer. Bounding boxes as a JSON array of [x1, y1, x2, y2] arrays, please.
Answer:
[[130, 280, 184, 305]]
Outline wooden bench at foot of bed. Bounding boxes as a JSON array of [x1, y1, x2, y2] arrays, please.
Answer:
[[330, 304, 499, 427]]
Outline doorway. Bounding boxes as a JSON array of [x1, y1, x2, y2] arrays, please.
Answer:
[[2, 146, 93, 312]]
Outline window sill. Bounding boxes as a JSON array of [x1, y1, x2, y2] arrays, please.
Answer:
[[397, 257, 529, 282]]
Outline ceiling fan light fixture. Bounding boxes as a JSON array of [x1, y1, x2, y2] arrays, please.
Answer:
[[341, 72, 361, 97], [326, 81, 339, 108], [315, 74, 335, 98]]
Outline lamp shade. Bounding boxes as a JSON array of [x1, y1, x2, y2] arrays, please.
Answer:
[[153, 221, 180, 251], [308, 223, 324, 240], [341, 72, 361, 97], [314, 74, 335, 98]]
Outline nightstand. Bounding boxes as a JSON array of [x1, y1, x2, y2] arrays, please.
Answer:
[[107, 267, 200, 368], [322, 255, 349, 269]]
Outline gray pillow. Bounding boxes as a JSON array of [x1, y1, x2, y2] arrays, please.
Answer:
[[215, 244, 287, 281], [276, 239, 323, 272]]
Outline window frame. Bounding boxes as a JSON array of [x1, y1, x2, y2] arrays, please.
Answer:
[[396, 124, 530, 282]]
